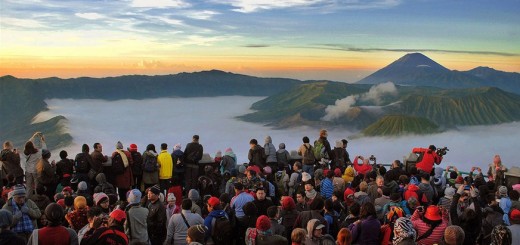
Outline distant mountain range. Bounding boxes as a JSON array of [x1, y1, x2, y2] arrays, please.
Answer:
[[357, 53, 520, 94], [2, 53, 520, 147]]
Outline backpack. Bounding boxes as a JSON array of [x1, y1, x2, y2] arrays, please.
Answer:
[[143, 154, 158, 172], [130, 151, 143, 175], [275, 171, 287, 196], [313, 140, 326, 160], [384, 205, 405, 226], [75, 153, 90, 173], [211, 216, 234, 245], [111, 153, 125, 175], [303, 144, 315, 162]]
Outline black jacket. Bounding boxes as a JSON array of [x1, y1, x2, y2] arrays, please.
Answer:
[[184, 142, 203, 165]]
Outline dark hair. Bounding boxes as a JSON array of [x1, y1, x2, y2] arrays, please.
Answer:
[[267, 206, 278, 218], [359, 202, 377, 219], [333, 190, 343, 200], [249, 139, 258, 145], [310, 197, 325, 211], [146, 144, 156, 153], [182, 199, 193, 210], [193, 135, 199, 140], [93, 143, 101, 150], [324, 198, 334, 211], [399, 175, 409, 185], [303, 136, 310, 143], [24, 141, 38, 155], [64, 196, 74, 207], [326, 170, 334, 179], [486, 193, 496, 205], [161, 143, 167, 150], [59, 150, 68, 160], [349, 202, 361, 216], [510, 190, 519, 200], [378, 166, 387, 176], [36, 184, 46, 195], [341, 139, 348, 145], [382, 187, 392, 197], [87, 207, 102, 219], [82, 144, 89, 153], [255, 187, 265, 193], [294, 162, 302, 169], [410, 167, 418, 176]]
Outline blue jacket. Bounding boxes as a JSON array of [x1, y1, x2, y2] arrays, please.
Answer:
[[321, 178, 334, 199], [204, 210, 228, 240]]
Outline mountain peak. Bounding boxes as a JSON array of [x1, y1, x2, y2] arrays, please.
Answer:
[[390, 53, 449, 71]]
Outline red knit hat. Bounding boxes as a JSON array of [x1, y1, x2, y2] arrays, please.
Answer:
[[334, 168, 342, 177], [247, 165, 261, 175], [129, 144, 138, 152], [424, 205, 442, 221], [281, 196, 296, 210], [510, 209, 520, 222], [344, 188, 355, 201], [207, 197, 220, 207], [57, 199, 65, 208], [110, 209, 126, 223], [256, 215, 271, 231], [455, 176, 464, 184]]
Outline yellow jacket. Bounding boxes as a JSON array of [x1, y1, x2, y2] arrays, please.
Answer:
[[342, 166, 355, 184], [158, 150, 173, 179]]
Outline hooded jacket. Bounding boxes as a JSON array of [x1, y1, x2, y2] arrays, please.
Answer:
[[304, 219, 335, 245], [264, 136, 277, 163], [342, 166, 355, 183], [203, 210, 227, 241], [94, 173, 116, 195]]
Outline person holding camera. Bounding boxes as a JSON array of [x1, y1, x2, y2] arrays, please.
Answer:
[[412, 145, 443, 175], [352, 156, 372, 176], [24, 132, 47, 198]]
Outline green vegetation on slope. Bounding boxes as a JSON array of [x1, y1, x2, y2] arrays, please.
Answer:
[[361, 115, 440, 136]]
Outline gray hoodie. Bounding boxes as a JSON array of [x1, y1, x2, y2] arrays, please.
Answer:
[[264, 136, 277, 163]]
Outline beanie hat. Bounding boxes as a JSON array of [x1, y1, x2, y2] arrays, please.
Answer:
[[74, 196, 87, 210], [188, 189, 200, 201], [279, 143, 285, 149], [167, 193, 176, 202], [11, 184, 26, 197], [334, 168, 342, 177], [0, 209, 13, 228], [510, 209, 520, 223], [393, 217, 416, 243], [444, 225, 465, 245], [238, 165, 246, 174], [129, 144, 137, 152], [147, 184, 161, 195], [499, 186, 508, 197], [281, 196, 296, 210], [127, 189, 142, 205], [187, 224, 208, 243], [116, 141, 123, 150], [93, 192, 109, 206], [215, 150, 222, 158], [256, 215, 271, 231], [263, 166, 272, 174], [110, 209, 126, 223], [247, 165, 261, 175], [57, 199, 66, 208], [45, 203, 64, 225], [302, 172, 312, 182], [78, 181, 88, 191], [62, 186, 73, 194], [424, 205, 442, 221], [207, 197, 220, 207], [444, 187, 456, 199]]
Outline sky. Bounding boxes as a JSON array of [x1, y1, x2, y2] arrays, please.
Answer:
[[1, 0, 519, 82]]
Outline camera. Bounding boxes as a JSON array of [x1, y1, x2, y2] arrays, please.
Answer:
[[436, 147, 449, 156]]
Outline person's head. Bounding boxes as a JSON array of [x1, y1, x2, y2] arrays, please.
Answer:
[[207, 197, 221, 212], [267, 206, 279, 219], [293, 161, 302, 171], [186, 224, 207, 244], [302, 136, 310, 144], [319, 129, 328, 138], [87, 207, 102, 224], [359, 202, 377, 219], [376, 176, 384, 187], [108, 209, 126, 227], [127, 189, 142, 205], [11, 184, 26, 205], [234, 182, 244, 194], [423, 205, 442, 226], [167, 193, 177, 207], [161, 143, 167, 150], [308, 219, 325, 238], [349, 202, 361, 217], [336, 228, 352, 245], [247, 170, 256, 179], [24, 140, 37, 155], [116, 141, 123, 150], [392, 160, 401, 169], [279, 143, 285, 149], [296, 192, 305, 204], [93, 142, 102, 152], [256, 215, 271, 232], [359, 181, 368, 192], [324, 198, 334, 212], [59, 150, 68, 160], [129, 144, 137, 152], [491, 225, 512, 245], [304, 182, 314, 192], [192, 135, 199, 142], [341, 139, 348, 148], [256, 188, 266, 201], [510, 209, 520, 225], [326, 170, 334, 179], [147, 185, 161, 202], [82, 143, 90, 153], [493, 154, 502, 166], [249, 139, 258, 146], [399, 175, 409, 185], [41, 149, 51, 160], [93, 192, 109, 209], [291, 228, 307, 244], [393, 217, 417, 243], [0, 209, 13, 231], [2, 141, 13, 150], [443, 225, 465, 245], [45, 203, 65, 227], [309, 197, 325, 211], [181, 199, 193, 211]]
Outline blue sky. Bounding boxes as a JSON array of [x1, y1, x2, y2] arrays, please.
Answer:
[[1, 0, 519, 81]]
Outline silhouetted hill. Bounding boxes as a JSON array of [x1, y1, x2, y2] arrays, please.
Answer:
[[357, 53, 520, 94]]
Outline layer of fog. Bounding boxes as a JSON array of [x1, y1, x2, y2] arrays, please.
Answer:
[[36, 97, 518, 172], [322, 82, 398, 121]]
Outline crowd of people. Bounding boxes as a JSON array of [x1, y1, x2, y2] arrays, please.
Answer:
[[0, 130, 518, 245]]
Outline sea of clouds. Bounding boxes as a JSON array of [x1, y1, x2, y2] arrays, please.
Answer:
[[35, 96, 518, 172]]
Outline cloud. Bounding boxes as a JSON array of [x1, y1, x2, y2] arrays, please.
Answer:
[[313, 44, 520, 57], [243, 44, 270, 48], [322, 82, 397, 121], [75, 13, 105, 20], [0, 17, 46, 28], [185, 10, 220, 20], [130, 0, 190, 8], [218, 0, 401, 13]]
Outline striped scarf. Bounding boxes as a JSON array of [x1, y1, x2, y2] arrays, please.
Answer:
[[393, 217, 416, 245], [11, 199, 34, 233]]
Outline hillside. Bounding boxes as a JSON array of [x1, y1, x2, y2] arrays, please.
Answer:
[[357, 53, 520, 94], [361, 115, 440, 136]]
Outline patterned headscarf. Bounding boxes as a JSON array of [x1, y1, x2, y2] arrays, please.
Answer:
[[393, 217, 416, 245], [491, 225, 512, 245]]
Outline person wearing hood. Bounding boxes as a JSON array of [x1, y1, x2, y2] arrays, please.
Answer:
[[431, 167, 447, 197], [166, 193, 180, 225], [203, 197, 229, 244], [246, 215, 288, 245], [450, 185, 481, 245], [264, 136, 278, 171], [304, 219, 335, 245], [342, 166, 355, 184], [65, 196, 89, 232], [276, 143, 291, 172], [498, 186, 512, 225], [1, 141, 24, 185], [125, 189, 149, 244], [438, 187, 455, 210], [28, 203, 78, 245], [392, 217, 416, 245], [94, 173, 116, 197], [142, 144, 159, 190], [294, 197, 329, 234], [188, 189, 203, 216], [221, 147, 237, 174]]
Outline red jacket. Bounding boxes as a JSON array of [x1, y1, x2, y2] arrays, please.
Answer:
[[413, 148, 442, 174], [353, 156, 372, 176]]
